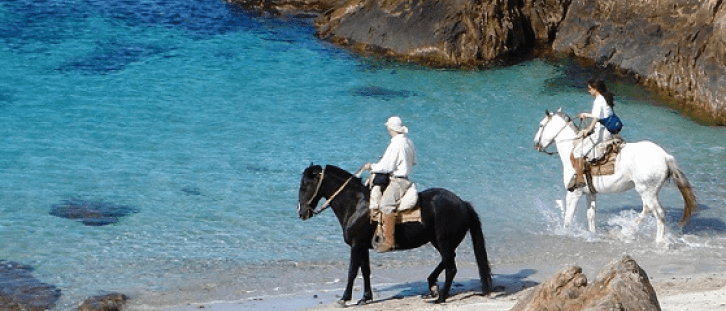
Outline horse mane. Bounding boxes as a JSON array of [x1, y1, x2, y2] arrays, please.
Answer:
[[324, 165, 355, 179], [554, 111, 571, 123]]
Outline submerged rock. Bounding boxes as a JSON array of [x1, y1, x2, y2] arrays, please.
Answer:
[[0, 260, 61, 311], [49, 198, 139, 226], [78, 293, 129, 311], [511, 255, 660, 311]]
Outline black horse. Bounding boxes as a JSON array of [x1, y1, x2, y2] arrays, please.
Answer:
[[297, 164, 492, 305]]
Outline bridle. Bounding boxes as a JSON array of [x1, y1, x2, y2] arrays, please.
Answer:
[[536, 113, 572, 156], [305, 168, 354, 215]]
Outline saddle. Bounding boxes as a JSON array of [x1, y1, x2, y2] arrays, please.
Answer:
[[369, 206, 422, 224], [583, 135, 624, 193]]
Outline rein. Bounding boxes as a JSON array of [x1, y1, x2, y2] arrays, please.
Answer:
[[314, 176, 353, 214], [308, 168, 354, 215]]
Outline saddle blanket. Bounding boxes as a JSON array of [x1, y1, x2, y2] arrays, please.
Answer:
[[590, 149, 618, 176], [572, 135, 623, 176], [370, 207, 421, 224]]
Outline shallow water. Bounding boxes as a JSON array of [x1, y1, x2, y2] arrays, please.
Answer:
[[1, 0, 725, 309]]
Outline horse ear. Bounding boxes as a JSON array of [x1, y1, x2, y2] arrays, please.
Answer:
[[557, 107, 562, 113], [545, 109, 550, 116]]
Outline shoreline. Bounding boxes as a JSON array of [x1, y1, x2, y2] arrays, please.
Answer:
[[138, 261, 726, 311]]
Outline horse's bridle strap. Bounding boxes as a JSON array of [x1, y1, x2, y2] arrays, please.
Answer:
[[538, 116, 571, 155], [313, 176, 353, 215], [307, 168, 325, 206]]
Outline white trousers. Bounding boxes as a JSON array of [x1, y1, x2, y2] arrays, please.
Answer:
[[370, 177, 411, 214]]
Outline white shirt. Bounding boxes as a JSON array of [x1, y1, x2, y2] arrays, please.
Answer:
[[591, 94, 613, 132], [371, 133, 416, 178]]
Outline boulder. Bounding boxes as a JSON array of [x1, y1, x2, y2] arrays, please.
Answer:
[[228, 0, 343, 16], [78, 293, 129, 311], [553, 0, 726, 125], [511, 255, 660, 311], [0, 261, 61, 311], [230, 0, 726, 124], [314, 0, 536, 66]]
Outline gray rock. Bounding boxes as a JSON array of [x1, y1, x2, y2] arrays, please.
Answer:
[[0, 261, 61, 311]]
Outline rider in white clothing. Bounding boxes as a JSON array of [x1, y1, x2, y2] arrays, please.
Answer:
[[569, 79, 615, 191], [363, 116, 416, 252]]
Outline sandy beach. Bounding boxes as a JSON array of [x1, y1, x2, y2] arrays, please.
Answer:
[[159, 264, 726, 311]]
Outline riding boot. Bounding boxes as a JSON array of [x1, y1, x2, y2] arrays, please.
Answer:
[[375, 212, 396, 253], [567, 157, 587, 191]]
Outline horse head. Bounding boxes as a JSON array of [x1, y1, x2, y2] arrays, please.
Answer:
[[534, 108, 571, 154], [298, 164, 324, 220]]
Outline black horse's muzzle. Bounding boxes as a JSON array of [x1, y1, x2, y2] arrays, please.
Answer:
[[297, 202, 314, 220]]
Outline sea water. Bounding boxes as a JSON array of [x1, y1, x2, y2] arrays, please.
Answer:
[[1, 0, 725, 309]]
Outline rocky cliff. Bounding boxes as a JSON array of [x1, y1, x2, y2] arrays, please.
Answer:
[[553, 0, 725, 125], [229, 0, 726, 125]]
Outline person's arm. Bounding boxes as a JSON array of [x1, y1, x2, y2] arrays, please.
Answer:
[[575, 113, 599, 138]]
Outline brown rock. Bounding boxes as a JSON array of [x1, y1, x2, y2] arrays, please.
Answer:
[[314, 0, 536, 67], [553, 0, 726, 125], [511, 256, 660, 311], [78, 293, 128, 311], [228, 0, 343, 16]]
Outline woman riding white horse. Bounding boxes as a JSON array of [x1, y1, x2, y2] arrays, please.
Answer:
[[533, 109, 696, 244], [569, 79, 619, 191]]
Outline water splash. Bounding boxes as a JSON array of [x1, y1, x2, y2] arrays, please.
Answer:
[[535, 198, 599, 242]]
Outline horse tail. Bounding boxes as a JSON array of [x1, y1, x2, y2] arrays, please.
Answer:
[[465, 201, 492, 294], [666, 156, 697, 227]]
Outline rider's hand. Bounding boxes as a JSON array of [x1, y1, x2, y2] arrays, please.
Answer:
[[576, 130, 587, 138], [362, 162, 372, 171]]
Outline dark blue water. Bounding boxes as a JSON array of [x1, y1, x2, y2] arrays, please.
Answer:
[[2, 0, 725, 309]]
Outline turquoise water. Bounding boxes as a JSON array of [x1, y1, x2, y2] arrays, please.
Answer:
[[2, 0, 726, 309]]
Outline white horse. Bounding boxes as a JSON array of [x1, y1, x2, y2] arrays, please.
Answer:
[[533, 109, 696, 243]]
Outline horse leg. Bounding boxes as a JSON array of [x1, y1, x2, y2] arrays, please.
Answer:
[[340, 246, 363, 306], [636, 203, 651, 227], [357, 247, 373, 305], [585, 194, 597, 232], [636, 185, 668, 243], [435, 252, 457, 303], [646, 193, 668, 244], [426, 262, 445, 299], [564, 191, 583, 228]]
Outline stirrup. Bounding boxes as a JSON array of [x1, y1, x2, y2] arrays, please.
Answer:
[[567, 177, 585, 192]]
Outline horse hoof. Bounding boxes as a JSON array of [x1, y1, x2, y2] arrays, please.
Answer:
[[337, 300, 348, 308], [356, 299, 369, 306], [427, 285, 440, 299]]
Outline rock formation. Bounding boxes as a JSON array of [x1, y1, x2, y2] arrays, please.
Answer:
[[0, 260, 61, 311], [78, 293, 129, 311], [511, 255, 661, 311], [229, 0, 726, 124], [553, 0, 726, 125], [229, 0, 342, 16], [314, 0, 537, 66]]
